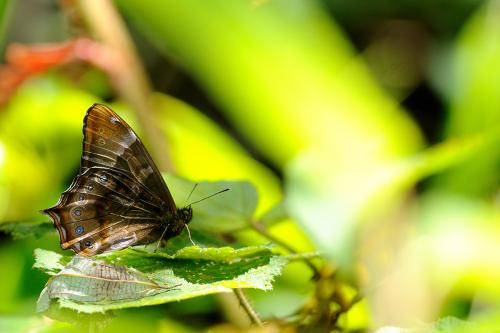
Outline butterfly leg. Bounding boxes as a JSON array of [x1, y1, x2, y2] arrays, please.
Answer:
[[154, 224, 170, 253]]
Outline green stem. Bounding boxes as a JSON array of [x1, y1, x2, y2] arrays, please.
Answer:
[[250, 220, 320, 278], [233, 288, 263, 327]]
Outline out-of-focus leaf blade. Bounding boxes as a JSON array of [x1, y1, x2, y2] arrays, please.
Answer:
[[287, 129, 500, 263], [0, 315, 77, 333], [0, 221, 54, 239], [116, 0, 423, 168], [260, 201, 289, 227], [433, 4, 500, 195]]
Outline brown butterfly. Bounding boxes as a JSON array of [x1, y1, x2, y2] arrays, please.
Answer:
[[42, 104, 199, 256]]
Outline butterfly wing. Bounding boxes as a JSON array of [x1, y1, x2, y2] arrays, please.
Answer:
[[43, 103, 176, 255], [43, 167, 167, 256], [81, 103, 176, 212]]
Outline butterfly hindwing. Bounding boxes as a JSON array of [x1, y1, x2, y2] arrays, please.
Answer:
[[43, 167, 166, 255]]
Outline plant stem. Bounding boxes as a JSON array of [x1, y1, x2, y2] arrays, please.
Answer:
[[250, 220, 320, 278], [233, 288, 263, 327]]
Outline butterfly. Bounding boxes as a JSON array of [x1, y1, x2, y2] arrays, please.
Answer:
[[42, 104, 198, 256]]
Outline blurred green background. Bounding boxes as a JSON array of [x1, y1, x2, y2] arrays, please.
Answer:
[[1, 0, 499, 332]]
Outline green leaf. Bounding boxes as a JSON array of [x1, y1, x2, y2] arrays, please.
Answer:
[[164, 174, 258, 232], [375, 317, 475, 333], [35, 245, 287, 313], [429, 317, 471, 333], [107, 244, 276, 265], [33, 248, 70, 276], [37, 255, 170, 313], [260, 201, 289, 227]]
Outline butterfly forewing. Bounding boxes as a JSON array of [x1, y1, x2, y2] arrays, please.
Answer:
[[43, 104, 177, 256], [82, 104, 176, 211]]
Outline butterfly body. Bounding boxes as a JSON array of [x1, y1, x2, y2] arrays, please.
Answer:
[[42, 104, 192, 256]]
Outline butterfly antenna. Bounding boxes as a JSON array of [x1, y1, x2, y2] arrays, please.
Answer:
[[185, 224, 196, 246], [187, 188, 230, 206], [184, 183, 199, 206]]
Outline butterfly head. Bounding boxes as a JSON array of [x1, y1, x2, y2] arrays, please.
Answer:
[[177, 206, 193, 225]]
